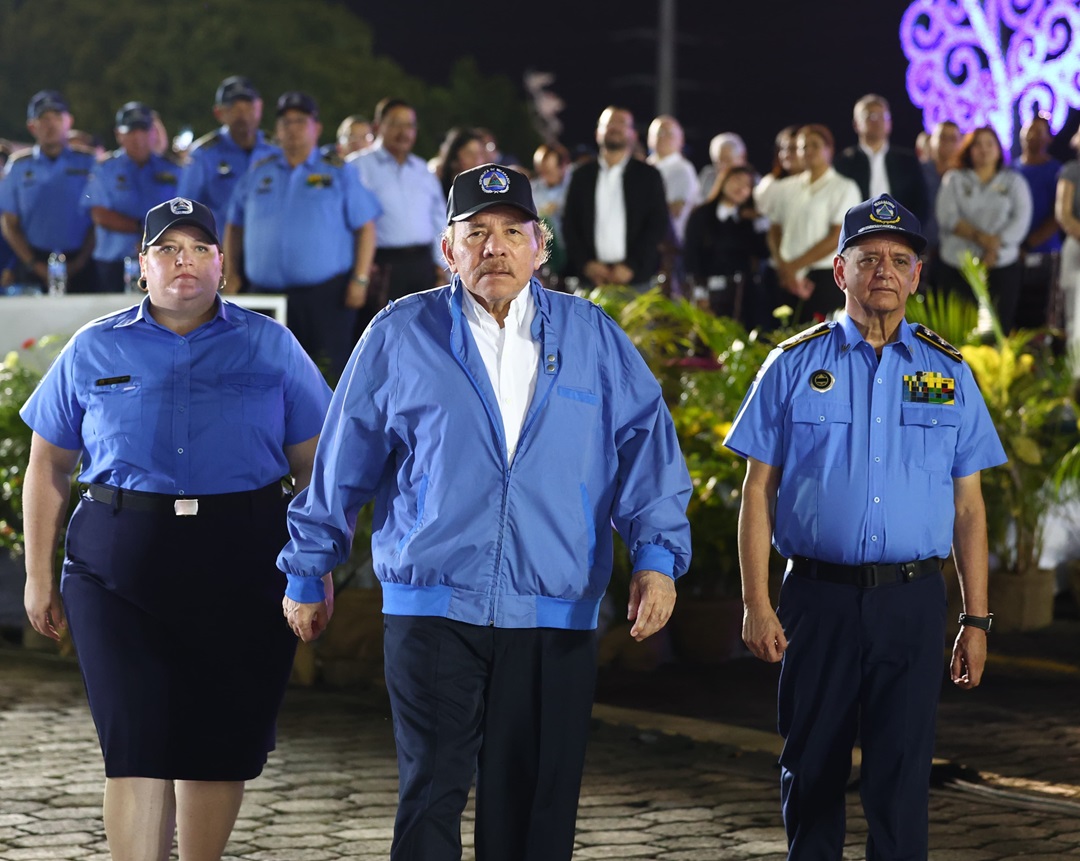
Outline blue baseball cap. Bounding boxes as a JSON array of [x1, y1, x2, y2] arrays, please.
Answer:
[[115, 101, 154, 133], [215, 76, 259, 106], [837, 193, 927, 256], [276, 91, 318, 118], [27, 90, 69, 120]]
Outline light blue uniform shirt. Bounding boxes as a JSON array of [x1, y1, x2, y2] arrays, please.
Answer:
[[21, 297, 331, 496], [724, 316, 1006, 564], [0, 145, 95, 251], [176, 127, 280, 236], [227, 148, 381, 289], [82, 151, 181, 262], [348, 144, 444, 262]]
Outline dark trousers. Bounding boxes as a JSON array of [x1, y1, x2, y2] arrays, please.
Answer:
[[938, 260, 1024, 332], [354, 246, 439, 341], [15, 246, 101, 293], [775, 570, 947, 861], [383, 616, 598, 861], [95, 259, 127, 294], [254, 273, 355, 381]]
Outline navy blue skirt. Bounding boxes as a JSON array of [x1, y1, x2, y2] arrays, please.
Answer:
[[60, 482, 297, 781]]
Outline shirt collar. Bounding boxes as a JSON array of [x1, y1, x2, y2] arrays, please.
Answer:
[[117, 294, 232, 333], [859, 141, 890, 159], [716, 202, 739, 222], [460, 278, 534, 330], [598, 153, 631, 175], [837, 313, 915, 358]]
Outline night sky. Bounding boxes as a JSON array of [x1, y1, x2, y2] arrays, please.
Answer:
[[352, 1, 945, 169]]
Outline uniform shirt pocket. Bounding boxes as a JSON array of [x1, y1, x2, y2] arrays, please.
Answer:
[[219, 372, 284, 426], [790, 397, 853, 468], [85, 378, 142, 440], [900, 404, 960, 473]]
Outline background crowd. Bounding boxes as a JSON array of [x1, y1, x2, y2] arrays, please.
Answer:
[[3, 78, 1080, 376]]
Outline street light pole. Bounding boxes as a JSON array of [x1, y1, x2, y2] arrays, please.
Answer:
[[657, 0, 676, 116]]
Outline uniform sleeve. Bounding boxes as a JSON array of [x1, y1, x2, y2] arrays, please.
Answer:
[[952, 361, 1007, 477], [604, 314, 692, 578], [0, 169, 17, 215], [723, 349, 787, 466], [19, 335, 85, 451], [175, 151, 206, 202], [342, 167, 382, 230], [82, 162, 111, 213], [282, 333, 333, 444], [226, 169, 250, 227], [277, 319, 397, 601]]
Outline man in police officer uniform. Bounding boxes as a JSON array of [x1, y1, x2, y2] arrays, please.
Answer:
[[725, 193, 1006, 861], [177, 76, 279, 246], [224, 92, 381, 378], [0, 90, 98, 292]]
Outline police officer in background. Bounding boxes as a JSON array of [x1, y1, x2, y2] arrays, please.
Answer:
[[725, 194, 1006, 861], [177, 76, 279, 247], [224, 92, 380, 378], [83, 102, 180, 292], [0, 91, 98, 292]]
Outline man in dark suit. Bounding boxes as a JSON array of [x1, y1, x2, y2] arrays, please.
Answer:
[[562, 106, 670, 289], [834, 94, 929, 223]]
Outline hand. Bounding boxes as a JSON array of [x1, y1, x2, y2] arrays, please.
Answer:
[[950, 626, 986, 689], [25, 575, 65, 641], [583, 260, 611, 286], [345, 279, 368, 309], [31, 260, 48, 283], [977, 232, 1001, 256], [627, 569, 676, 641], [609, 263, 634, 286], [794, 277, 815, 300], [742, 603, 787, 663], [282, 591, 331, 642]]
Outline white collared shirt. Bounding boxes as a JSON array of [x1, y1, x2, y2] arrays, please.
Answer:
[[594, 155, 629, 263], [861, 141, 891, 198], [716, 202, 739, 222], [461, 285, 540, 463]]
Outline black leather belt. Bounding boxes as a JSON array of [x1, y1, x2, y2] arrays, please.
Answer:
[[789, 556, 944, 588], [83, 481, 286, 516], [375, 244, 431, 261]]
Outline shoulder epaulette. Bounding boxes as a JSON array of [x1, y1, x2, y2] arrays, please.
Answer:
[[7, 148, 32, 163], [252, 152, 279, 169], [320, 151, 344, 168], [188, 130, 223, 152], [778, 321, 832, 352], [913, 323, 963, 363], [68, 142, 95, 156]]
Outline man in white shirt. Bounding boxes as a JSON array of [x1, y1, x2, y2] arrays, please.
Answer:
[[647, 115, 700, 243], [834, 94, 928, 222], [562, 106, 670, 290]]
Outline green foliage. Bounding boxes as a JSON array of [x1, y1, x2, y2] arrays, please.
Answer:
[[904, 289, 980, 347], [0, 0, 538, 160], [590, 288, 771, 596]]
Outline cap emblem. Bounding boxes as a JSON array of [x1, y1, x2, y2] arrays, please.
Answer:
[[479, 167, 510, 194], [869, 197, 900, 225], [170, 198, 194, 215]]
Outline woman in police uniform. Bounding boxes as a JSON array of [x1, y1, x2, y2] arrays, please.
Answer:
[[21, 197, 332, 861]]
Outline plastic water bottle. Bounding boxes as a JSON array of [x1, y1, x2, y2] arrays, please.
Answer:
[[123, 256, 141, 293], [47, 253, 67, 296]]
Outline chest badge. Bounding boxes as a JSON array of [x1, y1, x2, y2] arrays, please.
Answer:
[[809, 369, 834, 392], [903, 371, 955, 404]]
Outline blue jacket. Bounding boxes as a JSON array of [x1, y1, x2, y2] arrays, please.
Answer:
[[278, 277, 692, 629]]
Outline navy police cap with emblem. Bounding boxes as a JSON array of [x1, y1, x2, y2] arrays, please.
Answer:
[[837, 193, 927, 256], [27, 90, 69, 120], [142, 197, 221, 250], [446, 163, 538, 225], [215, 76, 260, 106], [276, 91, 318, 118], [115, 101, 154, 134]]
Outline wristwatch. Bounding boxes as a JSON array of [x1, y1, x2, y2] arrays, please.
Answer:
[[958, 612, 993, 632], [351, 275, 370, 286]]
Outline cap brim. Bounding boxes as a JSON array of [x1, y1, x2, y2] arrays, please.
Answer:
[[117, 123, 151, 134], [842, 225, 927, 255], [144, 217, 221, 250], [449, 200, 538, 223]]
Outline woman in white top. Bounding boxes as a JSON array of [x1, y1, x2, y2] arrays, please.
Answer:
[[766, 124, 861, 323], [936, 126, 1033, 332]]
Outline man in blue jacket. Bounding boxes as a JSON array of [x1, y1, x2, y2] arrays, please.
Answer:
[[278, 163, 692, 861]]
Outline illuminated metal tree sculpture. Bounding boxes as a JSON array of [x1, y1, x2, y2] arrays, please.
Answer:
[[900, 0, 1080, 148]]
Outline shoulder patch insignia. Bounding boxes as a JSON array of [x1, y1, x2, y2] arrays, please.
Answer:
[[252, 153, 279, 169], [778, 321, 832, 352], [913, 324, 962, 363], [189, 130, 223, 152], [320, 152, 344, 168]]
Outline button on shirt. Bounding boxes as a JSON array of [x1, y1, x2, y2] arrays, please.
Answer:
[[177, 127, 280, 235], [20, 297, 332, 495], [83, 152, 181, 262], [723, 317, 1006, 564], [349, 144, 444, 262], [594, 155, 629, 264], [461, 285, 540, 462], [0, 145, 95, 251], [228, 148, 382, 289]]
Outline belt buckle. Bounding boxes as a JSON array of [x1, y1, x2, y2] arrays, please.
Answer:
[[859, 565, 878, 589], [174, 498, 199, 516]]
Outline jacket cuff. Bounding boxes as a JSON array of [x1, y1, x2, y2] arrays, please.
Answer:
[[632, 543, 676, 578], [285, 572, 326, 603]]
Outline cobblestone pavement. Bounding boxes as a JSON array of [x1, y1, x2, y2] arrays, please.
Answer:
[[1, 648, 1078, 860]]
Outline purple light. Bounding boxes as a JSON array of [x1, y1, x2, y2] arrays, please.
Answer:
[[900, 0, 1080, 147]]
